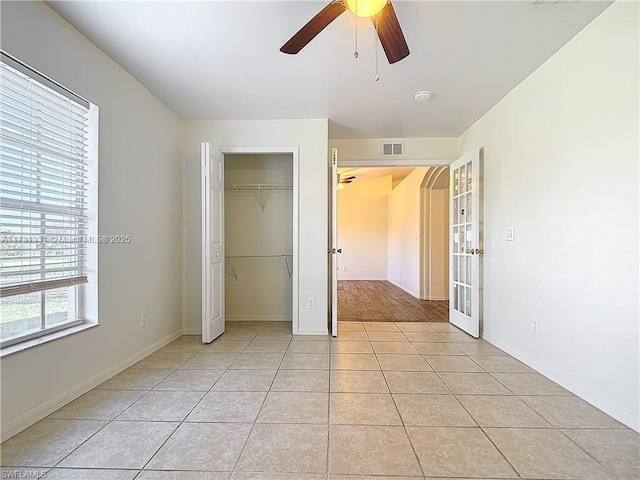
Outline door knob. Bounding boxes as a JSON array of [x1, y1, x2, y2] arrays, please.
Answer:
[[475, 248, 484, 255], [466, 248, 474, 254], [215, 253, 219, 257]]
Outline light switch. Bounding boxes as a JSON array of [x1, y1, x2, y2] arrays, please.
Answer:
[[506, 227, 515, 241]]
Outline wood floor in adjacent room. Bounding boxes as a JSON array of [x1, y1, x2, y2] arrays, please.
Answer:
[[338, 280, 449, 322]]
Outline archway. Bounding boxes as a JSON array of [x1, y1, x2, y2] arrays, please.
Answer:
[[420, 167, 450, 300]]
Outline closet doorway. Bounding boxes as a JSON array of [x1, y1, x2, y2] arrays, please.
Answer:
[[203, 145, 299, 341]]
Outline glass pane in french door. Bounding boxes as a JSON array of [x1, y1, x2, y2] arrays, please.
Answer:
[[452, 162, 472, 319]]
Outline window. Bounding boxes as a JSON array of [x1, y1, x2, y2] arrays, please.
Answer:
[[0, 51, 98, 349]]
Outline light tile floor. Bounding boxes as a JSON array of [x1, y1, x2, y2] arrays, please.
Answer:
[[2, 320, 639, 480]]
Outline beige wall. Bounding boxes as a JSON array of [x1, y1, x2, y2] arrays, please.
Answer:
[[224, 154, 293, 321], [387, 168, 430, 297], [0, 1, 184, 439], [183, 119, 329, 335], [337, 176, 392, 280], [460, 1, 639, 429], [331, 137, 459, 162], [424, 186, 449, 300]]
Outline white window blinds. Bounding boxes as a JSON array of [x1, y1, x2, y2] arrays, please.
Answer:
[[0, 51, 90, 298]]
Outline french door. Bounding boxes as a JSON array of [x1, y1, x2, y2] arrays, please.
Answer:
[[449, 148, 482, 337]]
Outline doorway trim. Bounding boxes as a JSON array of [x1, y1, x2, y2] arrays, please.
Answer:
[[219, 146, 300, 334], [333, 157, 452, 324], [339, 159, 450, 168]]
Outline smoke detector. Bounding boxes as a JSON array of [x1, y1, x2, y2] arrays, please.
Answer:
[[414, 91, 432, 102]]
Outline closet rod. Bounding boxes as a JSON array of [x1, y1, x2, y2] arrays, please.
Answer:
[[225, 184, 292, 191], [227, 255, 293, 259]]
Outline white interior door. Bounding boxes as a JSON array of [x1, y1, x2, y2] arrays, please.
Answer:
[[449, 148, 482, 337], [330, 148, 339, 336], [201, 142, 225, 343]]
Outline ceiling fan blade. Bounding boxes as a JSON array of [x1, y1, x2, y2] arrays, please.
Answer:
[[280, 1, 347, 54], [373, 1, 410, 64]]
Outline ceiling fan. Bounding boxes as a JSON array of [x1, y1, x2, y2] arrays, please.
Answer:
[[338, 174, 357, 187], [280, 0, 410, 64]]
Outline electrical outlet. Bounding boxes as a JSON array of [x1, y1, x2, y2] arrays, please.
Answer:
[[531, 318, 539, 335], [343, 266, 347, 272], [307, 297, 316, 310], [507, 226, 515, 241], [140, 311, 148, 327]]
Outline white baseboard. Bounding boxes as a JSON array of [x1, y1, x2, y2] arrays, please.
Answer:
[[297, 329, 329, 336], [387, 279, 420, 299], [428, 295, 449, 301], [183, 324, 326, 337], [483, 334, 640, 432], [182, 327, 201, 335], [227, 314, 292, 322], [0, 329, 183, 442]]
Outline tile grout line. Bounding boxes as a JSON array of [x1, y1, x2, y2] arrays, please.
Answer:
[[403, 323, 526, 479], [43, 359, 181, 473], [84, 324, 284, 476], [430, 326, 611, 478], [556, 425, 625, 478], [326, 329, 340, 476], [228, 328, 293, 475], [370, 324, 427, 479], [42, 347, 195, 471], [135, 327, 259, 475], [443, 377, 525, 478], [428, 331, 530, 478]]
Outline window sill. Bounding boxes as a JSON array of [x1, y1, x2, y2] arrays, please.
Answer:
[[0, 322, 99, 358]]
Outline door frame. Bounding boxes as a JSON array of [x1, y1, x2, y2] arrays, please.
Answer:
[[333, 158, 452, 325], [330, 148, 338, 336], [219, 146, 300, 334]]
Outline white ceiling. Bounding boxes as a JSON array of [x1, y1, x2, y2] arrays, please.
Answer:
[[47, 0, 611, 139]]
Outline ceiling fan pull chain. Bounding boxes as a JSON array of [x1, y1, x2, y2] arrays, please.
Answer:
[[374, 13, 380, 81]]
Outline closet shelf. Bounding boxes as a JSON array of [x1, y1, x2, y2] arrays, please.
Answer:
[[225, 254, 293, 281]]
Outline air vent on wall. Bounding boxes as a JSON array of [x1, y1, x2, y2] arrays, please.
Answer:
[[382, 142, 404, 157]]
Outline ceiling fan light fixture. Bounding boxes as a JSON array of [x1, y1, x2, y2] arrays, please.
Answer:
[[414, 90, 432, 102], [346, 0, 387, 18]]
